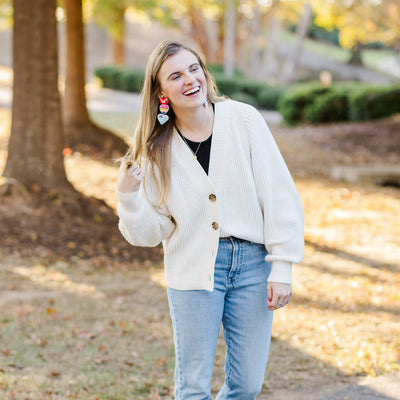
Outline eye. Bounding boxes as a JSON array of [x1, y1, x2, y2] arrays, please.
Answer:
[[171, 74, 181, 80], [191, 65, 200, 72]]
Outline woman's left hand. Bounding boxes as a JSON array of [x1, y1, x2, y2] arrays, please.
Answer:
[[267, 282, 292, 310]]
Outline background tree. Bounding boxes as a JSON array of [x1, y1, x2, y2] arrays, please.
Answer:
[[88, 0, 157, 65], [311, 0, 400, 65], [280, 2, 312, 83], [3, 0, 72, 192], [63, 0, 127, 153], [0, 0, 12, 28], [223, 0, 236, 76], [89, 0, 127, 64]]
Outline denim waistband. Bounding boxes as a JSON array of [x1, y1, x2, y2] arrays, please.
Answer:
[[219, 236, 258, 244]]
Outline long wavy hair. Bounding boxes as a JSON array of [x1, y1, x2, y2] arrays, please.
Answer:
[[127, 40, 223, 206]]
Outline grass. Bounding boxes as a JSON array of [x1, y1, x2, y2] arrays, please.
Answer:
[[1, 108, 400, 399], [280, 29, 351, 63], [280, 30, 400, 75], [89, 111, 139, 145]]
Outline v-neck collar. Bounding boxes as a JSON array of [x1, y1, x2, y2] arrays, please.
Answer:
[[171, 100, 229, 195]]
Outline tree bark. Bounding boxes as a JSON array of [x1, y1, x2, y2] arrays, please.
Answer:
[[112, 36, 124, 65], [111, 7, 125, 65], [224, 0, 236, 77], [63, 0, 128, 155], [348, 41, 364, 65], [280, 2, 312, 83], [64, 0, 89, 126], [3, 0, 72, 191], [187, 6, 213, 61], [261, 17, 281, 80], [249, 4, 262, 79]]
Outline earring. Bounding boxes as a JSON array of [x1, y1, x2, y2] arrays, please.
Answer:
[[204, 98, 209, 108], [157, 96, 169, 125]]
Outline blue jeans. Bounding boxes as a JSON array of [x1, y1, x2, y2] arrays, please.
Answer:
[[167, 237, 274, 400]]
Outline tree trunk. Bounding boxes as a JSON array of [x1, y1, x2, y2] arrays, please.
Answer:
[[215, 13, 225, 65], [249, 4, 262, 79], [261, 17, 281, 81], [187, 6, 213, 62], [113, 36, 124, 65], [63, 0, 128, 155], [280, 2, 312, 83], [224, 0, 236, 77], [3, 0, 72, 191], [348, 41, 363, 65], [64, 0, 89, 126]]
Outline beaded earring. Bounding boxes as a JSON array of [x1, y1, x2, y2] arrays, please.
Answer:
[[157, 96, 169, 125]]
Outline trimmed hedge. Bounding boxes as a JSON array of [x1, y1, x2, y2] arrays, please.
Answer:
[[94, 65, 400, 125], [213, 74, 242, 97], [304, 82, 363, 124], [230, 92, 259, 107], [214, 74, 287, 110], [121, 70, 145, 93], [257, 85, 288, 110], [304, 88, 350, 123], [207, 64, 244, 77], [278, 82, 333, 125], [94, 66, 125, 89], [95, 64, 287, 110], [238, 79, 269, 98], [349, 84, 400, 121], [278, 81, 400, 125], [94, 66, 144, 93]]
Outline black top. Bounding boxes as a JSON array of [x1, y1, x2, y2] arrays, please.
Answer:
[[177, 129, 212, 175]]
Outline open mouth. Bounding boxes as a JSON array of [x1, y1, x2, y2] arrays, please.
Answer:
[[183, 87, 200, 96]]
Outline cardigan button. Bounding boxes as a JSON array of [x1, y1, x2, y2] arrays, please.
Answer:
[[212, 222, 219, 230], [209, 194, 216, 202]]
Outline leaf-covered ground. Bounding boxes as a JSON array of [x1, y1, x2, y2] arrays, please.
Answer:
[[1, 106, 400, 399]]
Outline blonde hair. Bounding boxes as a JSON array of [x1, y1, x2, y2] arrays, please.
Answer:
[[128, 40, 223, 206]]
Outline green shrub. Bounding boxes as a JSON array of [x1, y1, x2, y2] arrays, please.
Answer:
[[304, 88, 350, 123], [121, 70, 145, 93], [94, 66, 125, 89], [207, 64, 244, 77], [278, 81, 367, 125], [214, 74, 285, 108], [237, 79, 269, 98], [349, 84, 400, 121], [214, 74, 242, 97], [230, 92, 259, 107], [257, 85, 288, 110], [278, 82, 332, 125]]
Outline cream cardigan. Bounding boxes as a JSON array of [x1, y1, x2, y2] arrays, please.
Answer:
[[117, 100, 304, 291]]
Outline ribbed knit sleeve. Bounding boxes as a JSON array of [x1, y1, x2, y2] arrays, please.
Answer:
[[241, 103, 304, 284], [116, 184, 175, 248]]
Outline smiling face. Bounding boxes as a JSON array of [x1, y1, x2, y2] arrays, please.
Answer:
[[157, 49, 208, 114]]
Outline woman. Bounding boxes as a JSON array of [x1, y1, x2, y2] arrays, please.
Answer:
[[116, 40, 304, 400]]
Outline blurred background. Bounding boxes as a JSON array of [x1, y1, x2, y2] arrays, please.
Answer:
[[0, 1, 399, 399]]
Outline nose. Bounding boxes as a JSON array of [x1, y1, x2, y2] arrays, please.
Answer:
[[183, 71, 196, 85]]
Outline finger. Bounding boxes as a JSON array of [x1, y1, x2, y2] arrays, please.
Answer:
[[131, 167, 141, 176], [267, 284, 273, 302]]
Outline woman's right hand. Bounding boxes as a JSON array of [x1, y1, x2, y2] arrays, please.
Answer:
[[117, 161, 144, 193]]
